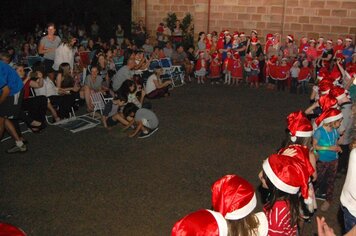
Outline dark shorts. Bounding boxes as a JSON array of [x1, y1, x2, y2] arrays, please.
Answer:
[[106, 116, 118, 127], [0, 93, 22, 118]]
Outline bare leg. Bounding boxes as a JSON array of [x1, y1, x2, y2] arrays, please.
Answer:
[[4, 119, 22, 142], [0, 117, 5, 139], [84, 85, 94, 111], [47, 102, 60, 122], [112, 113, 129, 126]]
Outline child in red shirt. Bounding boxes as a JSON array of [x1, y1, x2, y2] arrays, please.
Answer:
[[195, 52, 207, 84], [209, 53, 221, 85], [231, 52, 242, 85]]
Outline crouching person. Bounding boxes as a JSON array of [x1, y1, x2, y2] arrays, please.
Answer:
[[123, 102, 159, 138], [101, 94, 128, 130]]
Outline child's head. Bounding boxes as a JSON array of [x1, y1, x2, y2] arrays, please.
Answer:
[[302, 59, 309, 68], [123, 102, 139, 119], [113, 93, 127, 106], [315, 108, 343, 129], [211, 175, 261, 235], [286, 111, 313, 147], [292, 61, 299, 68]]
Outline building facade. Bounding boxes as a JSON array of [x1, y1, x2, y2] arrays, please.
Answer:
[[132, 0, 356, 43]]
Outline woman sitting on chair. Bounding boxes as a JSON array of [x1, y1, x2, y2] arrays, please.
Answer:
[[144, 65, 172, 99]]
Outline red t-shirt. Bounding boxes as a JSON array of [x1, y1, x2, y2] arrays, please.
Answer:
[[264, 200, 297, 236]]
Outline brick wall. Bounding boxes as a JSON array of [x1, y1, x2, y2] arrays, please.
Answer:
[[132, 0, 356, 43]]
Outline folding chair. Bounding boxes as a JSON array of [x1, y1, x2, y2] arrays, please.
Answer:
[[113, 56, 124, 71], [79, 51, 91, 68], [90, 92, 108, 118], [26, 56, 43, 68], [159, 57, 185, 87]]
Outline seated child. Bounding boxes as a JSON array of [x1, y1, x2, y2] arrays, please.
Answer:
[[101, 94, 128, 130], [123, 103, 159, 138]]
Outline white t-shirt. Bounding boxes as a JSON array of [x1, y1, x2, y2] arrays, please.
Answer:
[[52, 43, 76, 71], [145, 74, 158, 94], [34, 77, 58, 97]]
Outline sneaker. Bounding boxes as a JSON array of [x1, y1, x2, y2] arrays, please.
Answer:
[[320, 201, 330, 211], [6, 144, 27, 154], [138, 127, 159, 139]]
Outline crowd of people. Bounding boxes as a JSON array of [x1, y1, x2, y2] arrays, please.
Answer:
[[0, 20, 356, 235]]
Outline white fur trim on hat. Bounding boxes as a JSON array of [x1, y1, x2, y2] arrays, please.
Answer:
[[321, 89, 330, 95], [323, 112, 343, 124], [336, 93, 347, 101], [207, 210, 228, 236], [345, 38, 352, 42], [287, 35, 293, 41], [262, 160, 300, 194], [327, 39, 333, 44], [255, 212, 269, 236], [295, 130, 313, 137], [224, 193, 257, 220]]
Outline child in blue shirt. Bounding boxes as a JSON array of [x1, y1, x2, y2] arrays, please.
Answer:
[[313, 108, 343, 211]]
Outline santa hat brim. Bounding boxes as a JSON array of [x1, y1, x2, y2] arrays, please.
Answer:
[[295, 130, 313, 137], [345, 38, 352, 42], [207, 210, 229, 236], [323, 112, 343, 124], [336, 93, 347, 101], [287, 36, 293, 41], [262, 160, 299, 194], [224, 193, 257, 220]]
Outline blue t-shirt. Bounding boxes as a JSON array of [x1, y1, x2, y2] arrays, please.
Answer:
[[0, 61, 23, 96], [314, 126, 339, 162]]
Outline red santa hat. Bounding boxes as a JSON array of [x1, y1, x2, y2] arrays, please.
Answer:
[[251, 29, 258, 35], [233, 31, 239, 38], [329, 66, 342, 81], [345, 36, 353, 42], [212, 175, 257, 220], [330, 86, 347, 101], [0, 223, 26, 236], [287, 111, 313, 142], [318, 36, 324, 41], [269, 55, 278, 64], [317, 70, 328, 81], [262, 153, 310, 200], [171, 209, 228, 236], [309, 38, 316, 43], [278, 145, 315, 178], [337, 38, 343, 43], [251, 38, 258, 45], [266, 33, 273, 40], [212, 52, 219, 59], [287, 34, 294, 42], [233, 52, 240, 59], [318, 94, 338, 110], [223, 30, 230, 35], [314, 108, 343, 127], [239, 32, 246, 37], [326, 39, 333, 44], [318, 79, 334, 95]]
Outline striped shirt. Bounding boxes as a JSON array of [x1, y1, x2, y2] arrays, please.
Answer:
[[263, 200, 297, 236]]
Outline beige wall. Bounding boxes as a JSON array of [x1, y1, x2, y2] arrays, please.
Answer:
[[132, 0, 356, 43]]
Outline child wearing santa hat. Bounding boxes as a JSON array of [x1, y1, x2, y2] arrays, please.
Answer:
[[171, 209, 228, 236], [195, 51, 207, 84], [266, 55, 279, 90], [209, 53, 222, 85], [313, 108, 343, 211], [231, 52, 243, 86], [334, 38, 345, 59], [290, 61, 301, 94], [211, 174, 268, 236], [249, 58, 260, 88], [223, 51, 233, 85], [297, 59, 312, 94], [277, 58, 290, 91], [259, 152, 310, 236]]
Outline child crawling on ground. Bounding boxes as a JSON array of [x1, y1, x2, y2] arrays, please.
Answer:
[[101, 94, 129, 130], [123, 103, 159, 138]]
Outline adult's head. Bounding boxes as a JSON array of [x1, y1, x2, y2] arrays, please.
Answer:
[[90, 65, 99, 78], [126, 59, 136, 69], [47, 23, 56, 37]]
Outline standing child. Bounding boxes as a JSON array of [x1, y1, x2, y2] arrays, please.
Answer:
[[250, 58, 260, 88], [209, 53, 222, 85], [290, 61, 300, 94], [313, 108, 343, 211], [298, 59, 311, 94], [259, 153, 310, 236], [231, 52, 243, 86], [277, 58, 290, 91], [223, 51, 233, 85], [195, 51, 207, 84]]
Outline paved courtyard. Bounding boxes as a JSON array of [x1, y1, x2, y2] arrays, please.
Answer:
[[0, 83, 345, 235]]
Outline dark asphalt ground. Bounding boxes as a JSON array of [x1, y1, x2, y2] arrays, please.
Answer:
[[0, 83, 345, 235]]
